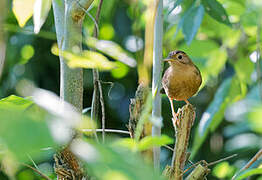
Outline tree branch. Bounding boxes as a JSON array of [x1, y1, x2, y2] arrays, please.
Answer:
[[185, 163, 210, 180], [163, 104, 196, 180]]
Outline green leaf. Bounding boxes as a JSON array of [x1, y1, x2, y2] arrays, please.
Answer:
[[191, 76, 246, 158], [79, 141, 165, 180], [201, 0, 231, 26], [0, 95, 33, 110], [234, 58, 255, 84], [51, 44, 117, 70], [182, 5, 205, 45], [85, 37, 137, 67], [12, 0, 35, 27], [33, 0, 52, 33], [212, 162, 235, 179], [138, 135, 173, 151], [20, 44, 35, 64], [235, 168, 262, 180], [247, 106, 262, 134], [113, 138, 138, 152], [0, 95, 55, 161]]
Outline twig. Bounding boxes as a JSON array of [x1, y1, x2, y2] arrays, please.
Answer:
[[21, 163, 52, 180], [232, 149, 262, 180], [82, 128, 130, 135], [27, 154, 39, 171], [164, 145, 174, 152], [90, 0, 105, 143], [98, 79, 106, 143], [183, 154, 237, 176], [208, 154, 237, 166]]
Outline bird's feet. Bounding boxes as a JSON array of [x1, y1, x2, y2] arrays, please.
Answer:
[[185, 99, 190, 105], [172, 113, 179, 128]]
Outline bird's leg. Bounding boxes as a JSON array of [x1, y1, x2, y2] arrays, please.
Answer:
[[169, 98, 179, 127], [185, 99, 190, 105]]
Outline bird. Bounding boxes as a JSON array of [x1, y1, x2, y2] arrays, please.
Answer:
[[162, 50, 202, 126]]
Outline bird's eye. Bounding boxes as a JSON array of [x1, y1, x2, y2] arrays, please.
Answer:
[[178, 55, 183, 59]]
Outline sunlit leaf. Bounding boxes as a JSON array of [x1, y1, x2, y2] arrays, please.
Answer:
[[191, 76, 246, 158], [0, 95, 55, 161], [212, 162, 235, 179], [182, 5, 204, 44], [235, 168, 262, 180], [12, 0, 36, 27], [201, 0, 231, 26], [248, 106, 262, 134], [20, 44, 35, 64], [138, 135, 173, 151], [51, 44, 117, 70], [0, 95, 33, 110], [85, 37, 137, 67], [111, 61, 129, 79], [234, 58, 255, 84], [113, 138, 138, 151], [33, 0, 52, 33]]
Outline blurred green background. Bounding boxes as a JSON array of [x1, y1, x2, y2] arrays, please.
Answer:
[[0, 0, 262, 179]]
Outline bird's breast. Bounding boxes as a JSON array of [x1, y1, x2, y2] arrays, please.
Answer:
[[162, 65, 201, 100]]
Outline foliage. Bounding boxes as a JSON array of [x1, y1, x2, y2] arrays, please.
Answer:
[[1, 0, 262, 179]]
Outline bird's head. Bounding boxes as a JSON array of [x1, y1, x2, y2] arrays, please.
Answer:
[[163, 50, 193, 65]]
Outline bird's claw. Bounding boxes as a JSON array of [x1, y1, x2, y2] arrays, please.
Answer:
[[172, 113, 179, 128]]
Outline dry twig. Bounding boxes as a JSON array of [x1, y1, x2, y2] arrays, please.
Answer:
[[232, 149, 262, 180], [21, 163, 51, 180]]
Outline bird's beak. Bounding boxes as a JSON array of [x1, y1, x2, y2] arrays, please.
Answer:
[[163, 55, 175, 62], [163, 58, 172, 62]]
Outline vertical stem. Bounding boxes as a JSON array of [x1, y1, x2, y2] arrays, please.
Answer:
[[91, 0, 105, 143], [52, 0, 83, 111], [0, 0, 6, 81], [256, 21, 262, 100], [61, 0, 83, 111], [152, 0, 163, 170]]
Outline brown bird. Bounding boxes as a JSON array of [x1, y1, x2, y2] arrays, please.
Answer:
[[162, 50, 202, 126]]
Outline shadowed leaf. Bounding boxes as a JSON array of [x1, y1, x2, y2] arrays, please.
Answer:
[[182, 5, 205, 44], [191, 76, 246, 158], [0, 95, 55, 161], [201, 0, 231, 26]]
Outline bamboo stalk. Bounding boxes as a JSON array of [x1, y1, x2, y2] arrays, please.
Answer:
[[152, 0, 163, 170], [52, 0, 93, 179]]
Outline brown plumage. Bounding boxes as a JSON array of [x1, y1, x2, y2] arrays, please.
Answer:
[[162, 50, 202, 125]]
